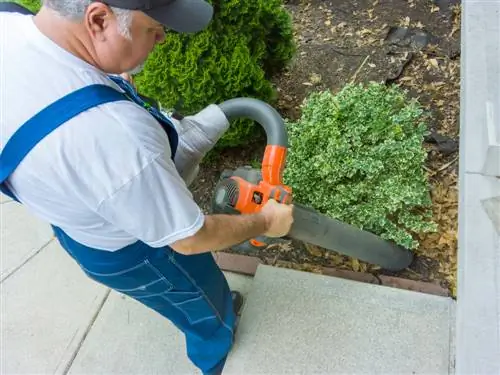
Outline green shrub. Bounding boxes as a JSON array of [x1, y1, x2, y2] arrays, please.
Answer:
[[135, 0, 295, 148], [283, 83, 437, 249], [12, 0, 40, 13]]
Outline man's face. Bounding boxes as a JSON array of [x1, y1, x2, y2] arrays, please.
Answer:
[[85, 3, 166, 74]]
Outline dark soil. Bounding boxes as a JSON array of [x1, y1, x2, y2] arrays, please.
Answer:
[[191, 0, 460, 296]]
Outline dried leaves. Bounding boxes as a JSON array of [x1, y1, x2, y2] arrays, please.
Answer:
[[418, 174, 458, 296]]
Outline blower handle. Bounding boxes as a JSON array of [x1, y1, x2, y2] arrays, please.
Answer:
[[218, 98, 288, 186]]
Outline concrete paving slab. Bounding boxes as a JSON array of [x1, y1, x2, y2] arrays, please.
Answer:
[[0, 241, 109, 374], [67, 271, 253, 375], [1, 194, 13, 204], [456, 172, 500, 374], [67, 290, 199, 375], [460, 0, 500, 176], [1, 202, 54, 281], [224, 265, 455, 375]]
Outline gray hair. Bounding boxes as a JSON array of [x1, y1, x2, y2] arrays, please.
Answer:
[[42, 0, 133, 39]]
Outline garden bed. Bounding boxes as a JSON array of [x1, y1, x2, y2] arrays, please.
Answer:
[[191, 0, 460, 296]]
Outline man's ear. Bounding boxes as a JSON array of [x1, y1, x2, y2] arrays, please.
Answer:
[[85, 2, 114, 41]]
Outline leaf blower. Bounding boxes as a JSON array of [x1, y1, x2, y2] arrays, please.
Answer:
[[210, 98, 414, 272]]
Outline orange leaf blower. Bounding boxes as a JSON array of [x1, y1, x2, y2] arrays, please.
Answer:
[[210, 98, 413, 271]]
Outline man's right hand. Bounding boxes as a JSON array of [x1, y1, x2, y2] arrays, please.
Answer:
[[260, 199, 294, 238]]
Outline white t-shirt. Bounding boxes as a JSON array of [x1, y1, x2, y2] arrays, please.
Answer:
[[0, 12, 218, 251]]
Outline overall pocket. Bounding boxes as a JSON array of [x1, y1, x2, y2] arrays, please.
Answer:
[[82, 260, 174, 299]]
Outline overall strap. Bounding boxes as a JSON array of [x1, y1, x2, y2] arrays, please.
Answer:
[[0, 85, 128, 201], [108, 75, 179, 158]]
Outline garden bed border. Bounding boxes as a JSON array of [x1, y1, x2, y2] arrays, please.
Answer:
[[213, 252, 450, 297]]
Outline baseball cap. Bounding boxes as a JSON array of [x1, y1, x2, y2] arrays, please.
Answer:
[[104, 0, 214, 33]]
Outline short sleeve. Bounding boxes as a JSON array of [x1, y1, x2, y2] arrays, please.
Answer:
[[96, 153, 205, 247]]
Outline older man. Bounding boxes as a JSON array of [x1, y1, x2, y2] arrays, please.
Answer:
[[0, 1, 293, 373]]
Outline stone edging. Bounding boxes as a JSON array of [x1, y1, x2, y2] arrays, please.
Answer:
[[213, 252, 450, 298]]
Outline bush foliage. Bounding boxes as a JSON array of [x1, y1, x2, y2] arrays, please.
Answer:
[[135, 0, 295, 147], [12, 0, 40, 13], [283, 83, 437, 249]]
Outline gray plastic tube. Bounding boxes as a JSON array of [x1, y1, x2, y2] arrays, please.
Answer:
[[218, 98, 288, 147], [289, 204, 414, 271]]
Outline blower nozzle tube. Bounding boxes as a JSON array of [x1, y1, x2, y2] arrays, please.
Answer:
[[289, 204, 414, 271], [218, 98, 288, 147]]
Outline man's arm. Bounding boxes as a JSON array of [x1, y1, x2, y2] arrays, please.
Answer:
[[118, 73, 228, 187], [168, 105, 230, 186], [170, 212, 267, 255], [170, 199, 293, 255]]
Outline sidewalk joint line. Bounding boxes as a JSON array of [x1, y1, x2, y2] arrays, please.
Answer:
[[0, 237, 54, 284], [61, 288, 111, 375]]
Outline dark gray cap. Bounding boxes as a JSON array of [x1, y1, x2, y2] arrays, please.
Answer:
[[104, 0, 213, 33]]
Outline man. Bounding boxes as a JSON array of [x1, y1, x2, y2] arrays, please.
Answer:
[[0, 1, 294, 374]]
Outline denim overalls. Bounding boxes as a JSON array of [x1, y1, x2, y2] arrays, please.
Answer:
[[1, 6, 235, 373]]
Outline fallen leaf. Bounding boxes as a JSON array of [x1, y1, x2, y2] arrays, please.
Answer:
[[368, 63, 376, 68], [325, 20, 331, 26], [360, 262, 368, 273], [310, 73, 322, 84], [304, 244, 324, 257], [431, 4, 440, 13], [401, 16, 411, 27], [429, 58, 439, 69], [449, 25, 460, 38], [358, 28, 373, 36], [352, 258, 360, 272]]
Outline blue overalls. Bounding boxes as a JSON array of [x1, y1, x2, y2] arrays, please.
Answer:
[[0, 10, 235, 372]]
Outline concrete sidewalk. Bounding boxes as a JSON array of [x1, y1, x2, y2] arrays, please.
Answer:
[[1, 200, 253, 374], [223, 265, 455, 374], [1, 201, 108, 374]]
